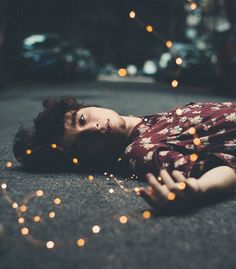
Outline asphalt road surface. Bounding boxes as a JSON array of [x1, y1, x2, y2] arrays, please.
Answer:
[[1, 77, 236, 269]]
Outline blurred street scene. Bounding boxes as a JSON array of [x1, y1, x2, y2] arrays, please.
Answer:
[[0, 0, 236, 93]]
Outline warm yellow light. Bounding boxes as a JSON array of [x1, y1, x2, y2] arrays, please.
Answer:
[[72, 157, 79, 164], [118, 68, 127, 77], [157, 176, 162, 181], [49, 211, 56, 218], [171, 80, 179, 88], [129, 10, 136, 19], [92, 225, 101, 234], [19, 205, 27, 212], [190, 153, 198, 162], [21, 227, 29, 235], [33, 216, 41, 222], [178, 181, 186, 190], [6, 161, 13, 168], [36, 190, 44, 197], [109, 188, 114, 194], [12, 202, 18, 209], [176, 57, 183, 65], [88, 175, 94, 181], [176, 108, 183, 115], [26, 149, 32, 155], [165, 40, 173, 48], [117, 157, 122, 162], [146, 25, 154, 32], [46, 241, 55, 249], [142, 210, 152, 219], [18, 217, 25, 224], [188, 127, 196, 135], [1, 183, 7, 190], [167, 192, 176, 200], [193, 137, 201, 146], [51, 143, 57, 149], [77, 239, 85, 247], [190, 3, 197, 10], [54, 197, 61, 205], [119, 215, 128, 224], [134, 187, 140, 194]]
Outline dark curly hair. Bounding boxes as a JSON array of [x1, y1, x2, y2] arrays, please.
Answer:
[[13, 96, 110, 172]]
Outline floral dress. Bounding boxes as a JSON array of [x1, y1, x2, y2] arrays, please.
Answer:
[[120, 102, 236, 179]]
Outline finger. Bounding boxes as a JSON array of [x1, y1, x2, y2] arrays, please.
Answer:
[[140, 189, 162, 209], [171, 170, 186, 182], [159, 169, 176, 190], [146, 173, 168, 198], [171, 170, 188, 191]]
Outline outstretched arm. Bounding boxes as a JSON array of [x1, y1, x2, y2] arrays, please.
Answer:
[[139, 166, 236, 210]]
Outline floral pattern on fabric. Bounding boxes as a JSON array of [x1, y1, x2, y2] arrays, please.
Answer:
[[121, 102, 236, 179]]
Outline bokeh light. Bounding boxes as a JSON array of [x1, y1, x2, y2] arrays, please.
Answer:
[[19, 205, 27, 212], [26, 149, 32, 155], [178, 182, 186, 190], [77, 238, 85, 247], [165, 40, 173, 48], [21, 227, 29, 235], [49, 211, 56, 218], [51, 143, 57, 149], [190, 153, 198, 162], [54, 197, 61, 205], [142, 210, 152, 219], [6, 161, 13, 168], [46, 241, 55, 249], [171, 80, 179, 88], [129, 10, 136, 19], [1, 183, 7, 190], [36, 190, 44, 197], [146, 25, 153, 32], [92, 225, 101, 234], [118, 68, 127, 77], [119, 215, 128, 224]]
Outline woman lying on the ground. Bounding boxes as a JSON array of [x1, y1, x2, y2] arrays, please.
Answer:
[[13, 97, 236, 211]]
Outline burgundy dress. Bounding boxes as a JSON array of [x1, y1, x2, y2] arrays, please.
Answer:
[[120, 102, 236, 179]]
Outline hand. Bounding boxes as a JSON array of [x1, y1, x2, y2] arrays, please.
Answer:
[[139, 169, 202, 211]]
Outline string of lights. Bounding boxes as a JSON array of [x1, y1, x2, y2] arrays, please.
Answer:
[[0, 1, 203, 249], [0, 111, 202, 249], [117, 0, 199, 88]]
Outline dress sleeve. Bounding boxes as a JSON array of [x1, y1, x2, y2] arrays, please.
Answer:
[[122, 144, 236, 180]]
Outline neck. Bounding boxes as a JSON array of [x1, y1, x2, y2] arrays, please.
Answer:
[[121, 115, 142, 139]]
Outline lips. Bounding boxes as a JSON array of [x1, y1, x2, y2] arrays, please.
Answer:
[[105, 119, 113, 133]]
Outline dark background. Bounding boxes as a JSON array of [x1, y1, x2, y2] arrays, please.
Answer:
[[0, 0, 235, 67]]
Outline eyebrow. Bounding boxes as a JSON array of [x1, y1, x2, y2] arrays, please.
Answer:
[[71, 110, 78, 128]]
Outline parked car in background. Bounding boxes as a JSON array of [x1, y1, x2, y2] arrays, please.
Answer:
[[71, 47, 98, 80], [157, 42, 218, 85], [14, 33, 98, 81]]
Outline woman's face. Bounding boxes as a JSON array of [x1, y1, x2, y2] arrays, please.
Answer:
[[61, 106, 127, 156]]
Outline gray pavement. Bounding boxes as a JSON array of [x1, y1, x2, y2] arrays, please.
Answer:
[[1, 78, 236, 269]]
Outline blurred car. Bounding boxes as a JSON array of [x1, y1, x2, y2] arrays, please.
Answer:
[[71, 47, 98, 80], [157, 42, 217, 84], [15, 33, 98, 81], [15, 33, 74, 79]]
